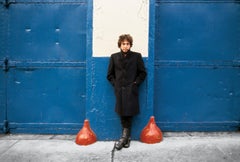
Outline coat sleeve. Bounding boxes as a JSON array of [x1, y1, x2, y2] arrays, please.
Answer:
[[135, 54, 147, 86], [107, 55, 115, 86]]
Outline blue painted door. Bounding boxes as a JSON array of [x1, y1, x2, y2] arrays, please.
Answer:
[[154, 1, 240, 131], [0, 4, 7, 133], [0, 0, 87, 133]]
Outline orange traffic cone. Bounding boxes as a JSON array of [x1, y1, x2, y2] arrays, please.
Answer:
[[75, 119, 97, 145], [140, 116, 163, 144]]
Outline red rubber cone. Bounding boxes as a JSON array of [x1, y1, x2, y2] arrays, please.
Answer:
[[75, 119, 97, 145], [140, 116, 163, 144]]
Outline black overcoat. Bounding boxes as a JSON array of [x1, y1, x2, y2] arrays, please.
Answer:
[[107, 51, 147, 116]]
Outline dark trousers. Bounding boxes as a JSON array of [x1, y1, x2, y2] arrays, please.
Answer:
[[120, 116, 132, 129]]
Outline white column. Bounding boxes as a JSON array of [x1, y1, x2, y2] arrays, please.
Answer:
[[93, 0, 149, 57]]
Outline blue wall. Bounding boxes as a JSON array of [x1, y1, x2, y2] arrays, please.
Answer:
[[1, 0, 240, 140], [86, 58, 150, 140]]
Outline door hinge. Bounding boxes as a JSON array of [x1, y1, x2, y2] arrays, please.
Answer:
[[3, 58, 9, 72], [3, 120, 9, 133], [4, 0, 10, 8], [4, 0, 15, 8]]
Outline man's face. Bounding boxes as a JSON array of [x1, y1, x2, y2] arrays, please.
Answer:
[[120, 40, 131, 53]]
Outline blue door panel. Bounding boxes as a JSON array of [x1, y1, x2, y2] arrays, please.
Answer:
[[0, 5, 6, 56], [0, 71, 5, 133], [0, 1, 87, 133], [7, 67, 86, 133], [154, 67, 240, 130], [155, 2, 240, 60], [0, 5, 6, 133], [154, 1, 240, 131], [8, 3, 86, 61]]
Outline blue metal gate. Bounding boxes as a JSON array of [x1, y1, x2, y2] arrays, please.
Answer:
[[154, 0, 240, 131], [0, 0, 87, 133], [1, 0, 240, 136]]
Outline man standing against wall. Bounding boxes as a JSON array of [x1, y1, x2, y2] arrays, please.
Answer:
[[107, 34, 147, 150]]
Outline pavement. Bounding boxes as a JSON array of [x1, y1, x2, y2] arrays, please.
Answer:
[[0, 132, 240, 162]]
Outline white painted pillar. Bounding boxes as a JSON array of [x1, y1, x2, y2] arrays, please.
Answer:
[[93, 0, 149, 57]]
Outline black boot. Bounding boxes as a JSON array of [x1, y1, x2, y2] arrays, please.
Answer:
[[115, 128, 130, 150], [123, 128, 131, 148]]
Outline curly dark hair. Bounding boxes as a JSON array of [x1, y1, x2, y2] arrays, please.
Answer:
[[117, 34, 133, 48]]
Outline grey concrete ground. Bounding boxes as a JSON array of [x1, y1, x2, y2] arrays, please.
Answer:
[[0, 132, 240, 162]]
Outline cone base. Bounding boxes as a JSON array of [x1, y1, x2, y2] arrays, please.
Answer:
[[140, 116, 163, 144], [75, 119, 97, 145]]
